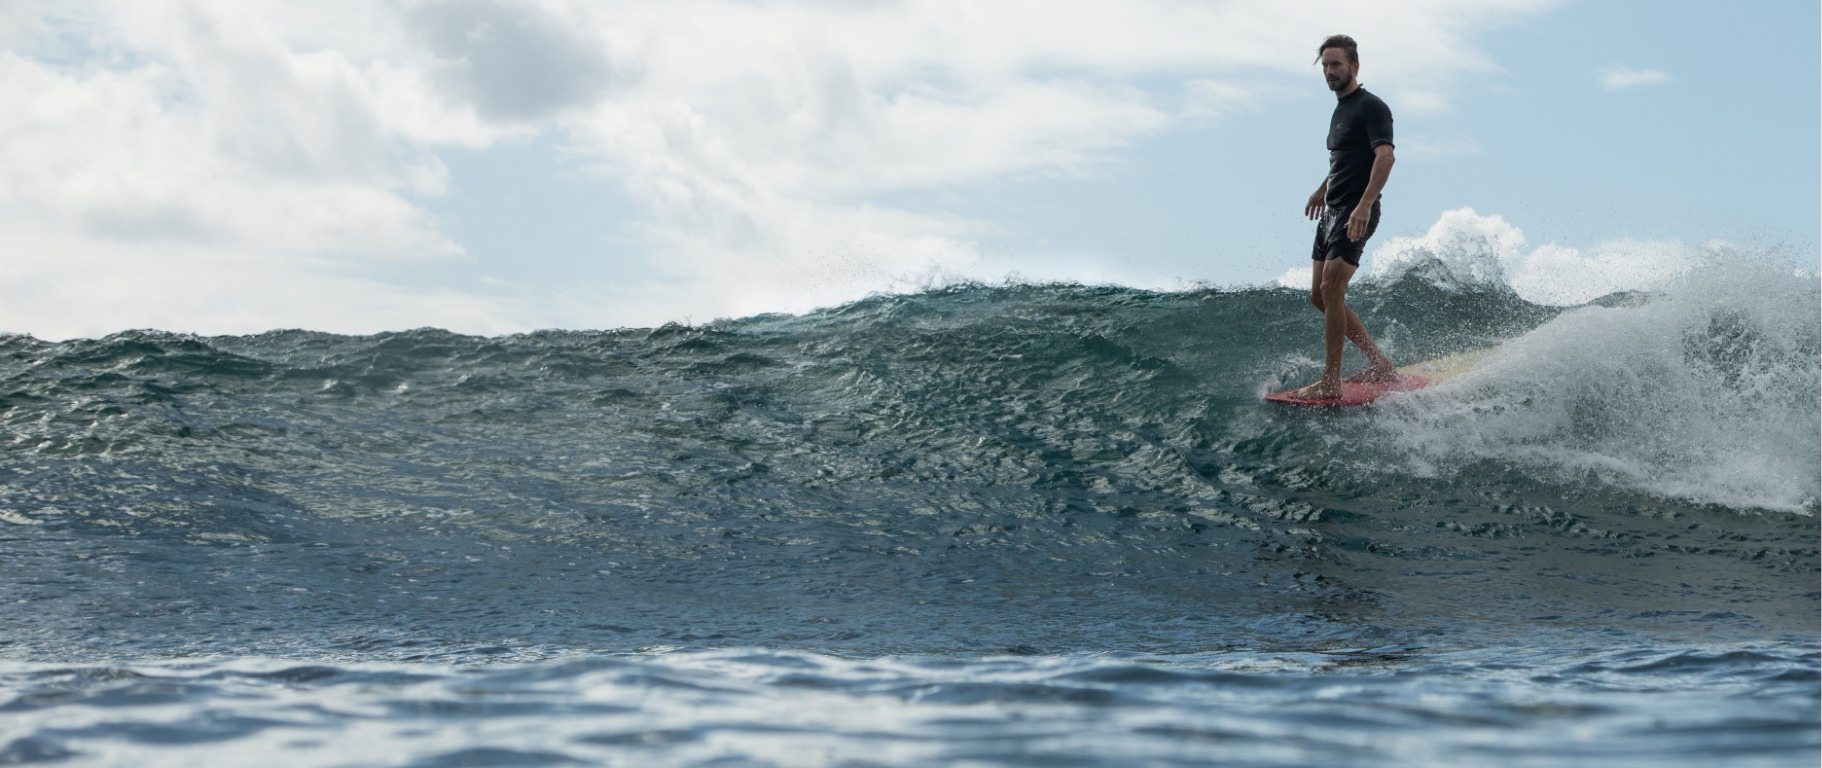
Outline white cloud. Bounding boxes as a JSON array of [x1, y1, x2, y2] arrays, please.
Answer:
[[1182, 79, 1272, 121], [1367, 207, 1701, 304], [0, 220, 555, 339], [0, 0, 1566, 338], [1398, 134, 1483, 161], [535, 0, 1562, 322], [1597, 64, 1671, 90], [0, 4, 458, 259]]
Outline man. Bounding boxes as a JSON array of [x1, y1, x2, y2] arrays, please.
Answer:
[[1289, 34, 1397, 399]]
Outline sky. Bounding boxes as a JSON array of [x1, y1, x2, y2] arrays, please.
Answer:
[[1, 0, 1817, 339]]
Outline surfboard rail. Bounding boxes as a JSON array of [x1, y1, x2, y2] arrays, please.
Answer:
[[1264, 373, 1430, 407], [1264, 346, 1496, 408]]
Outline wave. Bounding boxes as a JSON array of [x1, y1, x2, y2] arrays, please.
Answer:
[[0, 245, 1815, 657]]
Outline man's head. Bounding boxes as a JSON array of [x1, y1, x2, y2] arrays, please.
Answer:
[[1315, 34, 1359, 93]]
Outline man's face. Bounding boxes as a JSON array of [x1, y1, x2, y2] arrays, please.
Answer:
[[1320, 49, 1357, 92]]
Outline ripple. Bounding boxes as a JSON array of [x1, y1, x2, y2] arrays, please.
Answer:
[[0, 645, 1812, 767]]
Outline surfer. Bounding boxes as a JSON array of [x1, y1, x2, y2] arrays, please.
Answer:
[[1288, 34, 1398, 400]]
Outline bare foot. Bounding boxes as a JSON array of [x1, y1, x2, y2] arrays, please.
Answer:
[[1288, 380, 1342, 399], [1344, 364, 1397, 384]]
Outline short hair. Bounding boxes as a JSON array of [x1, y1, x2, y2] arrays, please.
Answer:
[[1315, 34, 1358, 65]]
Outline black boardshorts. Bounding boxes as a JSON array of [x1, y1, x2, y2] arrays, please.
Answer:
[[1311, 200, 1381, 267]]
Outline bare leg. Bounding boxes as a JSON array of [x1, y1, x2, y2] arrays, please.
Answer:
[[1341, 305, 1396, 383], [1292, 259, 1388, 397]]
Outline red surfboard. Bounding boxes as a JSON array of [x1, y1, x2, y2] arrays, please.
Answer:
[[1264, 373, 1430, 408]]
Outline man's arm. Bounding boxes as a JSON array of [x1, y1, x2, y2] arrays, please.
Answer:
[[1346, 145, 1395, 240], [1306, 177, 1328, 220]]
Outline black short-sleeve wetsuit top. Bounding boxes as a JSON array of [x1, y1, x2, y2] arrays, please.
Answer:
[[1324, 86, 1394, 211]]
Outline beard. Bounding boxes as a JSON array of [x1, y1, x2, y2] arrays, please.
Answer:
[[1326, 74, 1352, 92]]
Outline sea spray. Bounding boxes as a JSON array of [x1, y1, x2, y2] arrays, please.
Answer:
[[1372, 257, 1820, 513]]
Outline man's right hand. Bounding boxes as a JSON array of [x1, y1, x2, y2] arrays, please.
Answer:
[[1305, 190, 1325, 220]]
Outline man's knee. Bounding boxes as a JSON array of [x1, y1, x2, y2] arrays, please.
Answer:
[[1319, 278, 1348, 305], [1309, 292, 1326, 312]]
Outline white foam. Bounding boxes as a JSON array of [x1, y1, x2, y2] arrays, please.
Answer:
[[1369, 208, 1521, 294], [1372, 257, 1821, 514], [1365, 207, 1714, 305]]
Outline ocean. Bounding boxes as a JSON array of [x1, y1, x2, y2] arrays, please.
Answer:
[[1, 252, 1816, 766]]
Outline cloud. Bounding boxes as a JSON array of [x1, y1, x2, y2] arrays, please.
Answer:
[[1, 0, 1567, 338], [534, 0, 1564, 321], [1398, 134, 1483, 161], [1597, 64, 1671, 90], [408, 0, 619, 121], [0, 4, 457, 259], [1182, 79, 1271, 121], [0, 219, 559, 340]]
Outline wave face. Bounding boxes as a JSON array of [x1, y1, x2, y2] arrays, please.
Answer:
[[0, 258, 1816, 659]]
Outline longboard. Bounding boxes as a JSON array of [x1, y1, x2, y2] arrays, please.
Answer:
[[1397, 347, 1495, 384], [1264, 373, 1429, 407], [1265, 347, 1494, 408]]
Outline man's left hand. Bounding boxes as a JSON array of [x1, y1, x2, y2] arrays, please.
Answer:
[[1346, 203, 1373, 241]]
